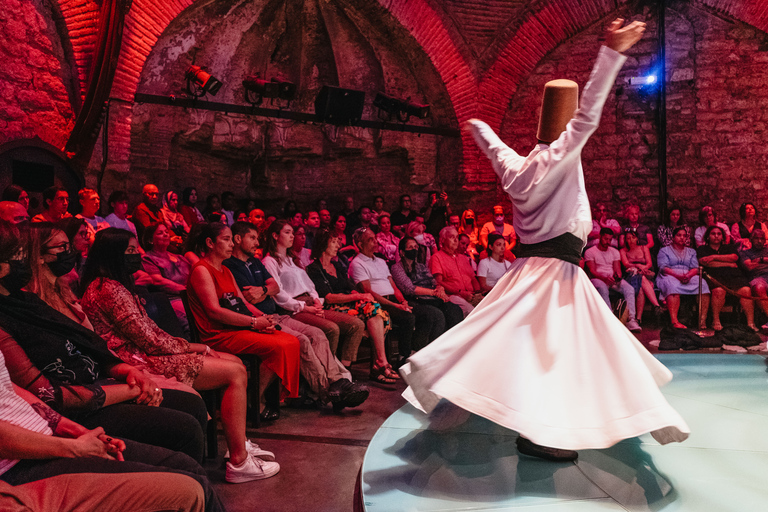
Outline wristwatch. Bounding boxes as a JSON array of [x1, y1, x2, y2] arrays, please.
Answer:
[[261, 285, 268, 295]]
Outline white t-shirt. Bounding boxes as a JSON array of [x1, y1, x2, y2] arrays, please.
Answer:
[[349, 253, 395, 296], [584, 245, 620, 278], [262, 255, 320, 312], [477, 257, 512, 287]]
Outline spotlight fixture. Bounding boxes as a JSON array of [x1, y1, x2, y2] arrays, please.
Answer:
[[185, 65, 223, 97], [243, 75, 296, 106], [373, 92, 430, 122]]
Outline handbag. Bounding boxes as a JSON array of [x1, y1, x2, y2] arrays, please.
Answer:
[[219, 292, 250, 315]]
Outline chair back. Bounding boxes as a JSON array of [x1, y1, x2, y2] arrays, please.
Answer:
[[179, 290, 202, 344]]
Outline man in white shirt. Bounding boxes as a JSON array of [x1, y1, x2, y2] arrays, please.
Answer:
[[584, 228, 640, 331], [76, 188, 109, 243]]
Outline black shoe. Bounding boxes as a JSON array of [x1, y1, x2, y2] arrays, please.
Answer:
[[328, 379, 370, 410], [259, 406, 280, 422], [516, 436, 578, 462]]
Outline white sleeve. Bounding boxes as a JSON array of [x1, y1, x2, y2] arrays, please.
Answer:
[[476, 259, 490, 278], [263, 257, 305, 312], [349, 259, 371, 284], [467, 120, 525, 183]]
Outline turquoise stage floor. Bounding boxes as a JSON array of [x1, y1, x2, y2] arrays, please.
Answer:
[[361, 354, 768, 511]]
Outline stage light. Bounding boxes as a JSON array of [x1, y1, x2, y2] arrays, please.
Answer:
[[645, 75, 657, 85], [185, 66, 222, 97], [374, 92, 430, 122], [243, 76, 296, 106]]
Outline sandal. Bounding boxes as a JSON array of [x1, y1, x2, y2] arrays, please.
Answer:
[[370, 364, 397, 384], [383, 364, 401, 380]]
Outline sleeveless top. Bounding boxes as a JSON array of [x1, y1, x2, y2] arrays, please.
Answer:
[[517, 232, 583, 265], [188, 259, 240, 340]]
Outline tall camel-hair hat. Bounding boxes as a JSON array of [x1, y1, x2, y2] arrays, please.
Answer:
[[536, 79, 579, 143]]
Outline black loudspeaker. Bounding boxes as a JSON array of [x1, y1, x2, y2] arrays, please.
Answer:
[[314, 86, 365, 125]]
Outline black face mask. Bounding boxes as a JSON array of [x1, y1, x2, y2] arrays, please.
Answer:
[[465, 218, 474, 225], [1, 260, 32, 293], [403, 249, 419, 261], [125, 253, 143, 275], [47, 249, 78, 277]]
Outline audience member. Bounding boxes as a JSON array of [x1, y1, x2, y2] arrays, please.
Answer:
[[697, 225, 755, 331], [0, 223, 207, 463], [587, 202, 621, 248], [283, 200, 299, 221], [180, 187, 205, 227], [479, 205, 516, 254], [330, 213, 352, 252], [59, 217, 90, 278], [447, 213, 460, 230], [585, 228, 641, 332], [132, 184, 164, 244], [234, 210, 248, 223], [141, 223, 192, 329], [161, 190, 191, 237], [305, 229, 398, 383], [292, 224, 312, 268], [305, 210, 321, 250], [203, 194, 222, 220], [738, 228, 768, 326], [319, 209, 332, 230], [248, 208, 267, 234], [405, 220, 437, 265], [0, 201, 29, 225], [694, 206, 730, 247], [657, 203, 690, 247], [349, 227, 417, 368], [1, 184, 29, 211], [391, 236, 463, 332], [31, 186, 72, 223], [656, 226, 710, 329], [390, 194, 416, 237], [619, 229, 660, 325], [370, 195, 388, 229], [731, 202, 767, 251], [430, 226, 482, 317], [76, 188, 108, 242], [477, 233, 512, 293], [79, 227, 280, 482], [458, 209, 481, 261], [290, 211, 304, 229], [225, 222, 368, 408], [183, 224, 206, 265], [423, 191, 450, 238], [316, 199, 328, 212], [186, 223, 301, 417], [619, 203, 653, 249], [375, 213, 399, 265], [221, 192, 237, 226], [105, 191, 137, 237]]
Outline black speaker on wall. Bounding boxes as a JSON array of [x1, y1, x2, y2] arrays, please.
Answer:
[[314, 86, 365, 125]]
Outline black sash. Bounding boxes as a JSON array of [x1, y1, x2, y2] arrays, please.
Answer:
[[516, 232, 583, 265]]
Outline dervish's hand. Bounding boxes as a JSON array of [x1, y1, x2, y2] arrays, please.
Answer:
[[462, 119, 480, 132], [605, 18, 646, 54]]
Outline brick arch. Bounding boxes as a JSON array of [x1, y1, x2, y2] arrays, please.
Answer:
[[53, 0, 101, 99]]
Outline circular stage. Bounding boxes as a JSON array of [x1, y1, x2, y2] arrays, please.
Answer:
[[361, 354, 768, 511]]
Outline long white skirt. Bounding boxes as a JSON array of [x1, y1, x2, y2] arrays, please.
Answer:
[[401, 257, 690, 450]]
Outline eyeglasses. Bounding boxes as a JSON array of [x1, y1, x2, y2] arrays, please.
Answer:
[[45, 242, 70, 253]]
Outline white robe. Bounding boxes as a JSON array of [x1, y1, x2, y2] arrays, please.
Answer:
[[400, 46, 690, 450]]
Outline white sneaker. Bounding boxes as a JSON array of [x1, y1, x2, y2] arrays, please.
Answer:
[[626, 319, 641, 332], [224, 440, 276, 461], [225, 454, 280, 483]]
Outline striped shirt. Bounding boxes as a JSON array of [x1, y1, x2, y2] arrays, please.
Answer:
[[0, 350, 52, 475]]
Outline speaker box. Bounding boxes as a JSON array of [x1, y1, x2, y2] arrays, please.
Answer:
[[314, 86, 366, 125]]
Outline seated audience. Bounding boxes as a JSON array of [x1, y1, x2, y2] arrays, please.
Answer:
[[458, 209, 481, 261], [248, 208, 267, 234], [405, 220, 437, 265], [0, 222, 207, 463], [141, 223, 192, 329], [183, 223, 206, 265], [0, 201, 29, 225], [585, 228, 641, 332], [1, 184, 29, 212], [186, 223, 301, 416], [203, 194, 222, 220], [457, 233, 479, 271], [390, 194, 416, 237], [447, 213, 460, 230], [430, 226, 482, 316], [619, 229, 660, 325], [349, 227, 416, 368], [370, 195, 388, 229], [161, 190, 191, 237], [32, 186, 72, 223], [305, 229, 399, 384], [423, 191, 450, 238], [0, 350, 223, 512], [304, 210, 321, 250], [738, 229, 768, 326], [226, 222, 368, 408], [132, 184, 164, 244], [319, 209, 332, 230], [619, 203, 653, 249], [80, 228, 280, 482], [731, 202, 767, 251], [234, 210, 248, 223], [477, 233, 512, 293], [656, 226, 711, 329], [694, 206, 730, 247], [657, 203, 690, 247], [59, 217, 90, 279], [391, 236, 463, 332], [76, 188, 108, 242], [221, 192, 237, 226], [290, 211, 304, 229], [105, 190, 137, 237], [697, 225, 755, 331], [375, 213, 400, 265], [283, 200, 299, 222], [180, 187, 205, 227], [292, 224, 312, 268], [587, 202, 621, 248], [331, 214, 355, 254], [479, 205, 515, 252]]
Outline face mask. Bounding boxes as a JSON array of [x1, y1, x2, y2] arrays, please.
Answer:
[[125, 253, 143, 275], [47, 249, 78, 277], [414, 234, 425, 244], [1, 260, 32, 293], [403, 249, 419, 261], [465, 218, 474, 225]]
